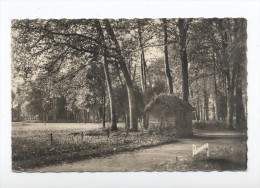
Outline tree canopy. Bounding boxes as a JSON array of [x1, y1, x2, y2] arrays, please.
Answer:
[[12, 18, 247, 130]]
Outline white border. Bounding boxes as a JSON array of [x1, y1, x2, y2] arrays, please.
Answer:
[[1, 1, 259, 188]]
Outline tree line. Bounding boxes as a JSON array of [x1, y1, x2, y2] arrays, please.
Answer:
[[11, 18, 247, 130]]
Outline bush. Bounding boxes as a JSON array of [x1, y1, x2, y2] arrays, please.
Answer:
[[148, 124, 176, 137], [192, 120, 228, 130]]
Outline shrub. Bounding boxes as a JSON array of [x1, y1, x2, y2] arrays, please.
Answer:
[[148, 124, 176, 137], [192, 120, 228, 130]]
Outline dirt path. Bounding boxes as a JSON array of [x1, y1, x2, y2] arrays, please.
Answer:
[[30, 131, 246, 172]]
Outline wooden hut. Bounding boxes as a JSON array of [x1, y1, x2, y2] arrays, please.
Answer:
[[145, 94, 195, 137]]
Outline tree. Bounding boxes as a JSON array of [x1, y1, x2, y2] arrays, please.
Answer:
[[12, 19, 115, 125], [24, 86, 44, 117], [11, 91, 16, 121], [177, 18, 192, 102], [103, 19, 139, 131], [11, 18, 247, 130], [210, 18, 247, 129], [15, 87, 22, 121], [137, 19, 149, 129], [95, 20, 117, 130], [230, 19, 247, 129], [162, 18, 174, 94]]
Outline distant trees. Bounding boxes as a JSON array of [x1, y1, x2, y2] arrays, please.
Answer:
[[12, 87, 23, 121], [12, 18, 247, 130], [203, 18, 247, 129], [24, 86, 44, 117], [229, 19, 247, 129]]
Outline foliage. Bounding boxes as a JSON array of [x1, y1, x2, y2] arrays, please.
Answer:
[[113, 85, 144, 120], [24, 86, 44, 115], [11, 18, 247, 128], [192, 120, 229, 130]]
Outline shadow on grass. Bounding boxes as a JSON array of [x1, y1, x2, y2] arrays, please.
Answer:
[[201, 158, 247, 171], [191, 134, 247, 141], [12, 139, 179, 172]]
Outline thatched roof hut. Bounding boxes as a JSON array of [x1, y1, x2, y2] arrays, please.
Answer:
[[145, 94, 195, 113], [145, 94, 194, 137]]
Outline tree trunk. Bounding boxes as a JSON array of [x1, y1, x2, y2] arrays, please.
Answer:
[[201, 103, 204, 122], [132, 63, 137, 82], [218, 19, 236, 128], [213, 53, 220, 120], [222, 77, 227, 121], [17, 104, 21, 121], [124, 108, 130, 131], [92, 109, 95, 123], [137, 20, 147, 94], [103, 56, 117, 130], [53, 97, 57, 121], [102, 91, 106, 128], [177, 18, 190, 101], [107, 105, 111, 122], [181, 48, 189, 101], [87, 110, 90, 122], [46, 111, 49, 122], [204, 90, 209, 121], [212, 101, 216, 120], [196, 109, 200, 121], [74, 110, 77, 122], [234, 19, 246, 130], [127, 86, 138, 131], [227, 67, 238, 129], [236, 69, 245, 129], [245, 95, 247, 123], [97, 110, 101, 123], [83, 110, 86, 123], [95, 20, 117, 131], [137, 20, 149, 129], [227, 88, 235, 129], [104, 19, 138, 131], [162, 18, 173, 94], [66, 109, 69, 121], [196, 94, 200, 121], [11, 100, 14, 122]]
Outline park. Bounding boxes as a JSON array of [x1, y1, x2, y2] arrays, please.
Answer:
[[11, 18, 247, 172]]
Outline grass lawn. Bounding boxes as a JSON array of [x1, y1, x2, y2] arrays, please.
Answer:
[[155, 142, 247, 171], [12, 121, 247, 171], [12, 122, 177, 171]]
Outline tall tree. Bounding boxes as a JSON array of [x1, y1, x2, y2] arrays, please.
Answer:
[[162, 18, 174, 94], [215, 19, 240, 129], [137, 19, 149, 129], [177, 18, 192, 101], [231, 19, 247, 129], [103, 19, 139, 131], [137, 20, 147, 94], [95, 20, 117, 130]]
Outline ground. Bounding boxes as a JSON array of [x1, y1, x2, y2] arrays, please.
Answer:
[[12, 122, 247, 172], [30, 131, 246, 172]]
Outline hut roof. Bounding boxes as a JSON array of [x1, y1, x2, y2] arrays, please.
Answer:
[[145, 94, 195, 113]]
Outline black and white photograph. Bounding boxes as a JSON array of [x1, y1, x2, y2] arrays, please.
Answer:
[[1, 0, 260, 188], [10, 17, 248, 172]]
